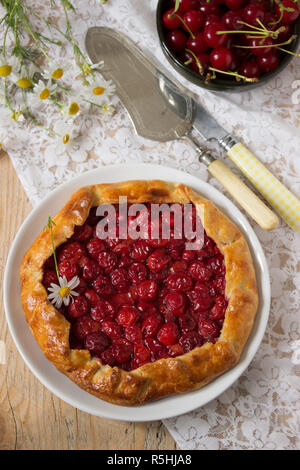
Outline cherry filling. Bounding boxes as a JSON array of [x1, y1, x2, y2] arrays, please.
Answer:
[[42, 203, 227, 371]]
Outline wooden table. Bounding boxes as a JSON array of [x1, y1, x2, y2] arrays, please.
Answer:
[[0, 152, 178, 450]]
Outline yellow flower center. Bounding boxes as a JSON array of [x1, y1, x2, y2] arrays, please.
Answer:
[[93, 86, 105, 96], [51, 68, 64, 79], [68, 102, 80, 116], [0, 65, 12, 77], [40, 88, 50, 100], [59, 286, 71, 298], [63, 134, 70, 144], [11, 111, 22, 121], [17, 78, 32, 89]]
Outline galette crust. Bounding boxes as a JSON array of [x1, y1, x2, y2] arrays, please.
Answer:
[[20, 180, 258, 406]]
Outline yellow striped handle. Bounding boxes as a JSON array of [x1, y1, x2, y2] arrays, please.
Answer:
[[227, 143, 300, 231]]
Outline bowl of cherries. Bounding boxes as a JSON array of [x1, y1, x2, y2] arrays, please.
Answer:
[[157, 0, 300, 91]]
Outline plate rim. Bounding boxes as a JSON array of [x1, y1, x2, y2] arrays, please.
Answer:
[[3, 163, 270, 422]]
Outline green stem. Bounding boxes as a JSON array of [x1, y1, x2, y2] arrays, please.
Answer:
[[47, 216, 60, 282]]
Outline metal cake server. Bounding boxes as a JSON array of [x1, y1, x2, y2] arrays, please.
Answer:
[[85, 26, 280, 230]]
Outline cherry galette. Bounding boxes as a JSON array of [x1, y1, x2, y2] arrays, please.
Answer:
[[20, 181, 258, 406]]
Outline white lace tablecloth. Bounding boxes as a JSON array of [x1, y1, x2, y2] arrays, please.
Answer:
[[1, 0, 300, 450]]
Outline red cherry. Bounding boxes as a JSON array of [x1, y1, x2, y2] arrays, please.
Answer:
[[186, 32, 208, 54], [58, 241, 85, 264], [163, 9, 183, 30], [192, 53, 210, 73], [93, 276, 113, 298], [124, 325, 143, 344], [112, 338, 133, 363], [210, 295, 228, 319], [225, 0, 244, 10], [204, 14, 221, 27], [116, 305, 139, 327], [128, 262, 148, 283], [157, 322, 180, 346], [179, 331, 202, 352], [110, 268, 129, 292], [176, 0, 200, 12], [165, 291, 186, 316], [276, 22, 294, 42], [243, 2, 265, 26], [209, 47, 233, 70], [147, 248, 170, 273], [84, 332, 110, 356], [72, 223, 92, 242], [84, 288, 99, 306], [166, 272, 193, 292], [68, 295, 89, 319], [203, 22, 228, 48], [257, 51, 280, 72], [183, 10, 203, 33], [275, 0, 299, 24], [130, 240, 152, 261], [90, 300, 115, 322], [222, 10, 243, 29], [58, 261, 79, 281], [101, 320, 122, 340], [189, 260, 213, 282], [98, 251, 117, 272], [239, 58, 261, 78], [86, 238, 106, 259], [247, 36, 273, 56], [188, 283, 214, 312], [142, 314, 163, 337], [166, 29, 187, 53], [198, 318, 219, 340], [73, 315, 101, 341], [199, 0, 220, 16], [137, 280, 159, 301], [132, 344, 151, 368], [43, 270, 58, 288], [82, 259, 101, 282]]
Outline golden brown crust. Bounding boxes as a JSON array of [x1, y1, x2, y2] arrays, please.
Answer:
[[20, 180, 258, 406]]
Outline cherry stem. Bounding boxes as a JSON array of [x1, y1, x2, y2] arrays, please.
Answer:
[[46, 216, 60, 282], [184, 58, 193, 65], [173, 0, 180, 13], [185, 48, 204, 73], [276, 46, 300, 57], [233, 34, 297, 49], [171, 13, 195, 39], [217, 29, 270, 35], [208, 67, 259, 83]]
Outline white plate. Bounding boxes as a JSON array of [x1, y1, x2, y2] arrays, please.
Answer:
[[4, 164, 270, 422]]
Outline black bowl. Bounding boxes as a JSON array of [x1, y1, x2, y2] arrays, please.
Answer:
[[156, 0, 300, 92]]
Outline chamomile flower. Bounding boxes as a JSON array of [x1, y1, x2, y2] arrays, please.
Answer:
[[80, 77, 116, 105], [29, 79, 57, 109], [53, 119, 77, 154], [47, 275, 79, 308], [43, 61, 71, 81], [82, 60, 104, 75], [11, 64, 37, 89], [0, 56, 20, 78]]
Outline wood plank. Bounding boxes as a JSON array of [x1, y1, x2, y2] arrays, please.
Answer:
[[0, 152, 179, 450]]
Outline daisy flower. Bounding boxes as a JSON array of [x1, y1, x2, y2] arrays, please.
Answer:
[[0, 56, 20, 78], [29, 79, 57, 109], [11, 63, 37, 89], [80, 76, 116, 106], [47, 275, 79, 309], [53, 119, 78, 154], [43, 61, 71, 81], [82, 60, 104, 75]]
